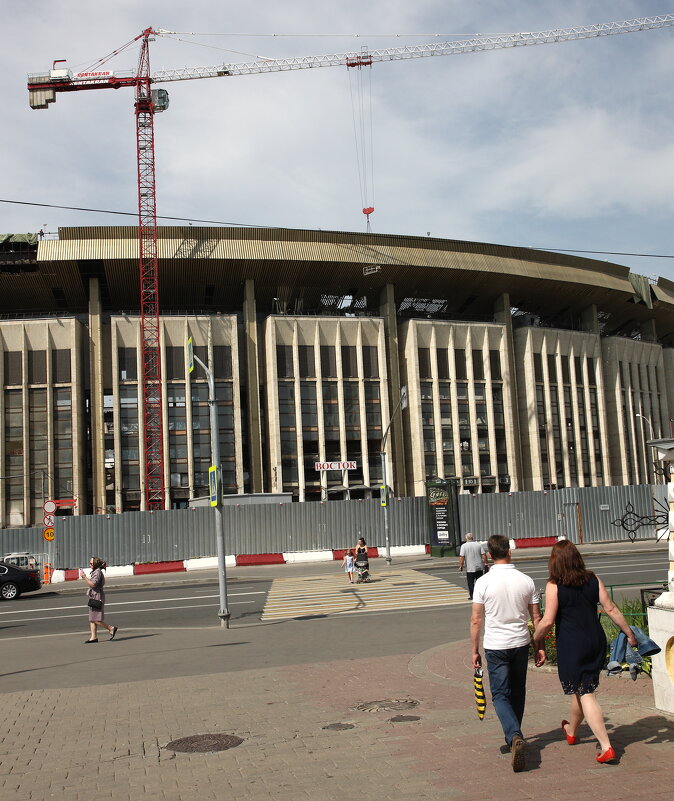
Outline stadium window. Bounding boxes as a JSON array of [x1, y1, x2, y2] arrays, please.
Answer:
[[165, 347, 185, 381], [533, 353, 543, 383], [213, 346, 232, 378], [118, 347, 137, 381], [418, 348, 432, 379], [362, 345, 379, 378], [574, 356, 583, 385], [547, 354, 557, 384], [298, 345, 315, 377], [587, 357, 597, 386], [489, 349, 502, 381], [437, 349, 449, 380], [454, 349, 467, 380], [472, 350, 484, 380], [276, 345, 294, 378], [341, 345, 358, 378], [4, 352, 22, 385], [320, 345, 337, 377], [52, 349, 71, 383], [28, 350, 47, 384]]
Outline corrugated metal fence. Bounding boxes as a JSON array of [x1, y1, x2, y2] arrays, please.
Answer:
[[457, 484, 666, 544], [1, 497, 429, 570], [0, 484, 664, 569]]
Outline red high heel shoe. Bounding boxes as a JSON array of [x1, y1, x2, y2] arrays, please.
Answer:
[[561, 720, 576, 745], [596, 747, 616, 763]]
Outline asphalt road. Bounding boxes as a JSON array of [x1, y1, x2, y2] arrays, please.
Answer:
[[0, 550, 666, 694], [423, 550, 667, 601], [0, 551, 665, 638]]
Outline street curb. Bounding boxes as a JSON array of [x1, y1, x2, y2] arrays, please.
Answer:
[[49, 544, 429, 584]]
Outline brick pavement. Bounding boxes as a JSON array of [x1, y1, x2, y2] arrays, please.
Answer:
[[2, 633, 673, 801]]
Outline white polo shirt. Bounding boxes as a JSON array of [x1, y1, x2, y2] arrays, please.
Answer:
[[472, 563, 539, 650]]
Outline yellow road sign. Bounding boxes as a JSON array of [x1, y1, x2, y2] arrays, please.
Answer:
[[43, 527, 55, 541]]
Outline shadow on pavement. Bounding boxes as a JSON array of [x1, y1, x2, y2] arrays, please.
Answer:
[[608, 715, 674, 746], [206, 642, 249, 648]]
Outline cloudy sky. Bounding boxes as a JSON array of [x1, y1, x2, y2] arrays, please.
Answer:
[[4, 1, 674, 281]]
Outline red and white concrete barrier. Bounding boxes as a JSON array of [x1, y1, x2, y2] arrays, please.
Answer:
[[48, 544, 428, 582]]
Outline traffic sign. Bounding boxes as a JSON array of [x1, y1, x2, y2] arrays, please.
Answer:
[[380, 484, 387, 507], [43, 527, 55, 542], [187, 336, 194, 373], [43, 514, 55, 527], [43, 500, 57, 514], [209, 465, 218, 507]]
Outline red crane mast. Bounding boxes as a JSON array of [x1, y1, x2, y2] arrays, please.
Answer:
[[134, 29, 164, 510]]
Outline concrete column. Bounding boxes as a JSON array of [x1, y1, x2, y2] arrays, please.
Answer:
[[379, 284, 406, 493], [88, 278, 106, 515], [71, 321, 85, 515], [493, 293, 523, 490], [243, 279, 264, 492]]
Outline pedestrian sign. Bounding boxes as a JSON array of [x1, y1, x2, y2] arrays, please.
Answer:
[[187, 336, 194, 374], [209, 465, 218, 507]]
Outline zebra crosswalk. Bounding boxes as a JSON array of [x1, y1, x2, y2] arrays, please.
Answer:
[[260, 567, 469, 621]]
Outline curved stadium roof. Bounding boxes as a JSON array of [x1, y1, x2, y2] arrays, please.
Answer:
[[1, 226, 672, 343]]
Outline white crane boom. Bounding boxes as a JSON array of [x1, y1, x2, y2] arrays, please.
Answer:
[[151, 13, 674, 83]]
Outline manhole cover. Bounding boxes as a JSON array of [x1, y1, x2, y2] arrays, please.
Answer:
[[389, 715, 421, 723], [354, 699, 419, 713], [165, 734, 243, 753], [322, 723, 355, 731]]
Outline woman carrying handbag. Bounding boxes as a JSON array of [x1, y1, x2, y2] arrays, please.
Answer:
[[80, 556, 118, 643]]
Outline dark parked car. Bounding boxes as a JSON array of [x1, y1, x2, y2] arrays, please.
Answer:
[[0, 561, 42, 600]]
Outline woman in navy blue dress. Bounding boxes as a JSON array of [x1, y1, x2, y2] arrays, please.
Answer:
[[534, 540, 636, 763]]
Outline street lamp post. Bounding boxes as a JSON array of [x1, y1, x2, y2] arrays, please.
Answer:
[[380, 386, 407, 566], [193, 351, 231, 628]]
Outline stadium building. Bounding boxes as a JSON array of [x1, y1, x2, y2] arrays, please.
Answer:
[[1, 225, 673, 527]]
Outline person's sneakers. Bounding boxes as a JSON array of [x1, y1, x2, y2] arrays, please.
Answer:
[[511, 734, 526, 772]]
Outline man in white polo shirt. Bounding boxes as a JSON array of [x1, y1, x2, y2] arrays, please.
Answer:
[[470, 534, 544, 772]]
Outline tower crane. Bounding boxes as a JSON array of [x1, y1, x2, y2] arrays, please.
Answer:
[[26, 14, 674, 512]]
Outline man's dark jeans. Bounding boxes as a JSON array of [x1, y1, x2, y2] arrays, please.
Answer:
[[485, 645, 529, 746], [466, 569, 483, 599]]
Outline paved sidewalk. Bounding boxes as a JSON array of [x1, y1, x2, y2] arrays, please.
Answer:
[[2, 632, 672, 801]]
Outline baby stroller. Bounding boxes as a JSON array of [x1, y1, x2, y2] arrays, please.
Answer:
[[354, 555, 370, 583]]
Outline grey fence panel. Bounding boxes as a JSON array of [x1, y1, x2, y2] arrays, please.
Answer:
[[0, 527, 48, 559], [458, 485, 661, 545], [222, 497, 428, 554], [0, 486, 659, 569], [573, 484, 655, 543], [0, 497, 429, 569], [52, 508, 216, 569]]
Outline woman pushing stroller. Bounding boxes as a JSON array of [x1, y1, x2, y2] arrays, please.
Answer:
[[353, 537, 371, 583]]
